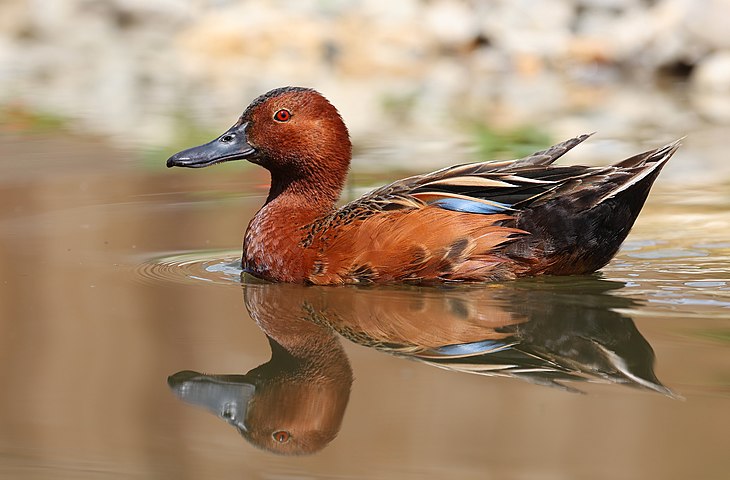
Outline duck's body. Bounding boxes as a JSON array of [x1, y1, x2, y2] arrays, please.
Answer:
[[168, 87, 679, 285]]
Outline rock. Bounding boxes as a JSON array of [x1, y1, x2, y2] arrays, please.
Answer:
[[692, 51, 730, 94], [423, 0, 480, 46], [691, 51, 730, 123], [481, 0, 573, 58], [685, 0, 730, 50]]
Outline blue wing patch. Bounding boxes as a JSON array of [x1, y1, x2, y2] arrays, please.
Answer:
[[432, 198, 512, 215], [433, 339, 513, 357]]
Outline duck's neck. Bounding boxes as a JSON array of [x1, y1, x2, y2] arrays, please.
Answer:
[[265, 176, 338, 211], [243, 169, 346, 281], [261, 131, 351, 211]]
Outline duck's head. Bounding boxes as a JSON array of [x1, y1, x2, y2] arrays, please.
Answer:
[[167, 87, 352, 199]]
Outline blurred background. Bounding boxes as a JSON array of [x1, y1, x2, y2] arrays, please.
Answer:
[[1, 0, 730, 176], [1, 1, 730, 479]]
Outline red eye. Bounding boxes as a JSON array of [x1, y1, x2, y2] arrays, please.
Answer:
[[272, 430, 291, 443], [274, 109, 291, 122]]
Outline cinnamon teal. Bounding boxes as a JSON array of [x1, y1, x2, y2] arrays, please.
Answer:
[[167, 86, 680, 284]]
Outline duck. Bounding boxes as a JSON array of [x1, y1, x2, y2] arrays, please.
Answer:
[[167, 86, 680, 285]]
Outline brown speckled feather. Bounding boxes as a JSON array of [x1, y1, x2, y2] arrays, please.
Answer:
[[304, 207, 525, 285]]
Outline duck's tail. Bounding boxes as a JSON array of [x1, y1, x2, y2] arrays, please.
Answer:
[[511, 139, 681, 275], [596, 138, 681, 205]]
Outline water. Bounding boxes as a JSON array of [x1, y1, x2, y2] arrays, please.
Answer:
[[0, 132, 729, 479]]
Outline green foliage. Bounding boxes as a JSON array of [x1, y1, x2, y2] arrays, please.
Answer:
[[0, 104, 67, 132], [380, 91, 419, 122], [472, 123, 552, 160]]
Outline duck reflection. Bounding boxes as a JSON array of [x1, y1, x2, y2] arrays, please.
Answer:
[[169, 277, 675, 455], [168, 289, 353, 455]]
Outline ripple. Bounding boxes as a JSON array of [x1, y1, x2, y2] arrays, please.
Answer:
[[684, 281, 727, 288], [648, 297, 730, 308], [626, 249, 708, 259], [135, 250, 247, 286]]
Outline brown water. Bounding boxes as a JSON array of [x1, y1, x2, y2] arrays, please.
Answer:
[[1, 131, 729, 479]]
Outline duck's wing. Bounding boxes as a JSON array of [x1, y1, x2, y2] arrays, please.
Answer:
[[349, 133, 679, 215], [350, 133, 596, 214]]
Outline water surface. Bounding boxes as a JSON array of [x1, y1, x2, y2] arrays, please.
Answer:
[[0, 132, 728, 479]]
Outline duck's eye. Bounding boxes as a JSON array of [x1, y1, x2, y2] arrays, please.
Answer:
[[274, 109, 291, 122], [272, 430, 291, 443], [220, 134, 235, 143]]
